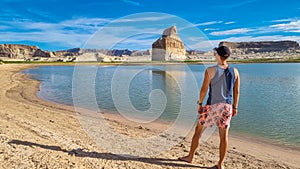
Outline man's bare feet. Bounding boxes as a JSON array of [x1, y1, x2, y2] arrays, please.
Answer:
[[178, 156, 193, 163], [217, 164, 224, 169]]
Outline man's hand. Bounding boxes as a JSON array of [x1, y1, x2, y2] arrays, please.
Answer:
[[197, 105, 203, 113], [232, 108, 238, 117]]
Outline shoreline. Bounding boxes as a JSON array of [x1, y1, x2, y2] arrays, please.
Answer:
[[1, 55, 300, 66], [1, 64, 300, 168]]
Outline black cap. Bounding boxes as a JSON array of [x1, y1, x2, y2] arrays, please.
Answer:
[[214, 46, 231, 58]]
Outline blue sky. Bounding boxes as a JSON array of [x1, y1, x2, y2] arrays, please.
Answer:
[[0, 0, 299, 51]]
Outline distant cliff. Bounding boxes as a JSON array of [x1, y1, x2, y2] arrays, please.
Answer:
[[209, 41, 300, 60], [0, 44, 39, 58], [1, 40, 300, 62], [0, 44, 57, 59], [220, 41, 300, 54], [0, 44, 152, 62], [187, 41, 300, 61]]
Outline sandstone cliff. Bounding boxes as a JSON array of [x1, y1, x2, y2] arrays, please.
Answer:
[[54, 48, 82, 57], [33, 49, 55, 57], [0, 44, 39, 59], [0, 44, 78, 61], [0, 43, 151, 62], [187, 41, 300, 61], [216, 41, 300, 60], [152, 26, 186, 61], [220, 41, 300, 54]]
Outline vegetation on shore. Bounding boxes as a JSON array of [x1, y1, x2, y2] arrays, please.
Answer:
[[229, 57, 300, 63]]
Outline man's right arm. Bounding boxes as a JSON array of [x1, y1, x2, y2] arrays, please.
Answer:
[[198, 69, 210, 105]]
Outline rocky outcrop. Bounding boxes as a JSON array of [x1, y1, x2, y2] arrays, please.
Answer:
[[108, 49, 132, 56], [131, 50, 151, 56], [0, 44, 39, 58], [220, 41, 300, 54], [152, 26, 186, 61], [186, 41, 300, 61], [33, 49, 54, 57], [55, 48, 141, 57], [0, 44, 79, 61], [54, 48, 82, 57], [0, 43, 153, 62]]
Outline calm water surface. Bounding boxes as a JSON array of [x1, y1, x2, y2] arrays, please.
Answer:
[[23, 63, 300, 147]]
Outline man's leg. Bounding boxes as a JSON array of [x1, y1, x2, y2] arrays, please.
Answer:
[[178, 124, 205, 163], [218, 127, 229, 169]]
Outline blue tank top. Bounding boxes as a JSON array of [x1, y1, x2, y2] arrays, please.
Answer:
[[207, 65, 236, 105]]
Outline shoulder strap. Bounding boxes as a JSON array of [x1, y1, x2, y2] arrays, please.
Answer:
[[224, 66, 236, 101]]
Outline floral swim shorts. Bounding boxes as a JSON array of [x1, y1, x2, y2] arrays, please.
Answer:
[[198, 103, 233, 129]]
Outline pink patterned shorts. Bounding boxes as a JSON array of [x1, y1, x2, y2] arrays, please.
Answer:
[[198, 103, 233, 129]]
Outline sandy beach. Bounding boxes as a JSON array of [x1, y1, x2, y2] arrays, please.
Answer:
[[0, 64, 300, 169]]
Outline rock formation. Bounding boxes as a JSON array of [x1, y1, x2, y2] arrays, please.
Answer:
[[131, 50, 151, 56], [152, 26, 186, 61], [220, 41, 300, 54], [54, 48, 82, 57], [0, 44, 39, 58], [185, 41, 300, 61], [0, 43, 153, 62], [33, 49, 55, 57], [107, 49, 132, 56]]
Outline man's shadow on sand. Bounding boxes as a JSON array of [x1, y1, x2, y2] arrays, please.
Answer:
[[8, 139, 218, 169]]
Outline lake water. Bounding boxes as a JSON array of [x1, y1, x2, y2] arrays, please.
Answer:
[[22, 63, 300, 147]]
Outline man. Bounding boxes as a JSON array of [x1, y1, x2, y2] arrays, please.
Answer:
[[179, 46, 240, 169]]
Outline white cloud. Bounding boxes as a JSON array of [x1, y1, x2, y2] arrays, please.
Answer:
[[1, 17, 111, 33], [194, 21, 223, 26], [0, 25, 9, 29], [114, 15, 174, 23], [270, 18, 295, 23], [187, 37, 205, 42], [84, 26, 164, 49], [0, 17, 112, 49], [0, 31, 89, 47], [205, 19, 300, 36], [186, 40, 216, 51], [62, 18, 111, 26], [215, 0, 258, 9], [270, 20, 300, 33], [122, 0, 140, 6], [113, 37, 156, 50], [178, 21, 223, 31], [9, 21, 61, 30], [224, 21, 235, 25], [210, 28, 253, 36], [222, 35, 300, 42], [204, 28, 219, 31]]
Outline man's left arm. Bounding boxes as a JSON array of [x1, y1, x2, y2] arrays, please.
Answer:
[[233, 68, 240, 116]]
